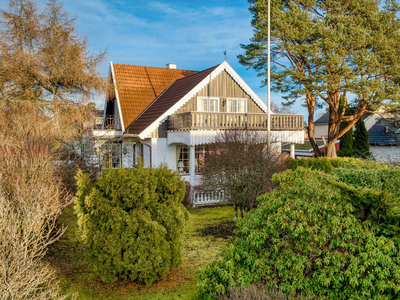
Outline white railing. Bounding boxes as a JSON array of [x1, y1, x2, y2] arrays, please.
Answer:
[[168, 112, 304, 131], [192, 190, 229, 207]]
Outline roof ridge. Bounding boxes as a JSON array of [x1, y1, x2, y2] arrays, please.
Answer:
[[112, 63, 198, 73], [173, 63, 222, 82]]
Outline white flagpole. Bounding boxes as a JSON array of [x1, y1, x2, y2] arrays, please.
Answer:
[[267, 0, 271, 134]]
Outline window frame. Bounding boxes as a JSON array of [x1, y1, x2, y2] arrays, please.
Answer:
[[100, 141, 122, 168], [197, 97, 220, 112], [226, 98, 247, 113], [176, 145, 209, 175]]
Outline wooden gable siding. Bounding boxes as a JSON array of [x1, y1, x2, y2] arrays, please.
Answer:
[[176, 70, 264, 114], [147, 70, 264, 138]]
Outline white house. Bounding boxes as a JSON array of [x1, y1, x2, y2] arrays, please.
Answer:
[[91, 61, 305, 205]]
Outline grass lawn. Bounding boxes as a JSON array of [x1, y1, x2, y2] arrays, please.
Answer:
[[46, 204, 235, 299]]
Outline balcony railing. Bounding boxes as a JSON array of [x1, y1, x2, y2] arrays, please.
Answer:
[[168, 112, 304, 131]]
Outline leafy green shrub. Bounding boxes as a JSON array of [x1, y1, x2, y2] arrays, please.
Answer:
[[196, 168, 400, 300], [334, 167, 400, 196], [330, 168, 400, 240], [75, 165, 188, 284], [286, 157, 334, 173], [221, 285, 309, 300], [286, 157, 388, 172]]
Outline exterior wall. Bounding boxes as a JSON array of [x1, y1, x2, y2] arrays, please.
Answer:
[[370, 146, 400, 161], [314, 115, 379, 139], [314, 124, 328, 138], [176, 70, 264, 114], [148, 70, 266, 138], [143, 138, 177, 169], [364, 114, 380, 131], [121, 140, 135, 168]]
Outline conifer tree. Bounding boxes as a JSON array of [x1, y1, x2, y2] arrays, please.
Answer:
[[239, 0, 400, 157], [354, 118, 371, 157], [337, 121, 354, 156], [0, 0, 106, 103]]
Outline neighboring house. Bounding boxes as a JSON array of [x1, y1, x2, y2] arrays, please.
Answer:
[[91, 61, 305, 205], [312, 107, 400, 161], [368, 119, 400, 161], [314, 112, 379, 138], [282, 139, 340, 158]]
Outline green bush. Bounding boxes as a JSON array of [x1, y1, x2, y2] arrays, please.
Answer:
[[286, 157, 334, 173], [196, 168, 400, 299], [334, 168, 400, 197], [75, 165, 188, 284], [286, 157, 388, 173], [331, 168, 400, 239]]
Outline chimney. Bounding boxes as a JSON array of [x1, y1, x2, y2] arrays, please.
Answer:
[[166, 63, 177, 69]]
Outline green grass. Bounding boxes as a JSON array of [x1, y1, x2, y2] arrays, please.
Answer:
[[46, 204, 234, 299]]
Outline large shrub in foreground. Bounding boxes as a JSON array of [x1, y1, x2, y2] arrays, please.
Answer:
[[75, 165, 188, 284], [196, 168, 400, 299]]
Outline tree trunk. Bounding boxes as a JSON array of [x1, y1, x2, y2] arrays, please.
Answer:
[[326, 140, 337, 158], [307, 95, 321, 157], [327, 107, 338, 158]]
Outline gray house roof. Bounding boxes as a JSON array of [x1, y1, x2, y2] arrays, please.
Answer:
[[314, 111, 370, 125], [368, 119, 400, 146]]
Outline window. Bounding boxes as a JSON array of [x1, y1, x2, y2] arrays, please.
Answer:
[[176, 145, 190, 174], [133, 143, 143, 166], [195, 146, 208, 173], [100, 142, 122, 168], [176, 145, 208, 174], [227, 98, 247, 113], [197, 97, 219, 112]]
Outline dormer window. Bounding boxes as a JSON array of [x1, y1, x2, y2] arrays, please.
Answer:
[[197, 97, 219, 112], [227, 98, 247, 113]]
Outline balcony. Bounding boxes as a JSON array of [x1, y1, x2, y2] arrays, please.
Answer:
[[168, 112, 304, 131]]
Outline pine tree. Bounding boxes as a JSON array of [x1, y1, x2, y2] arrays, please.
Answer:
[[354, 118, 371, 157], [239, 0, 400, 157]]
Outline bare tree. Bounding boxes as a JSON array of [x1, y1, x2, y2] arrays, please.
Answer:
[[0, 0, 106, 296], [0, 102, 74, 299], [202, 129, 286, 217]]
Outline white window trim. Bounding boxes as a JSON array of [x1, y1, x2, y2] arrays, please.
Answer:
[[227, 98, 247, 113], [197, 97, 220, 112]]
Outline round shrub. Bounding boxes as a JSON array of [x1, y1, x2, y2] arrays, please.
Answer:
[[75, 165, 188, 284], [196, 168, 400, 299]]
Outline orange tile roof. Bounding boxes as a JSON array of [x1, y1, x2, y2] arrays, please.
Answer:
[[126, 64, 220, 135], [112, 64, 198, 129]]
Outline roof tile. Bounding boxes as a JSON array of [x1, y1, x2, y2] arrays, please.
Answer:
[[112, 64, 197, 129], [126, 64, 220, 135]]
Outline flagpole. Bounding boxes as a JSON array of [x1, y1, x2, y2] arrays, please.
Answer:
[[267, 0, 271, 134]]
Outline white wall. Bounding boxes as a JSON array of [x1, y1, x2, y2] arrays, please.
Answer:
[[314, 124, 328, 138], [142, 138, 177, 170], [121, 140, 134, 168]]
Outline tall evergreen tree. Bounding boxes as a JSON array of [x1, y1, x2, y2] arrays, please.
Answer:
[[354, 118, 371, 157], [337, 121, 354, 156], [239, 0, 400, 157]]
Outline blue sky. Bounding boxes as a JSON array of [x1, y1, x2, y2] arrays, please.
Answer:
[[0, 0, 313, 116]]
